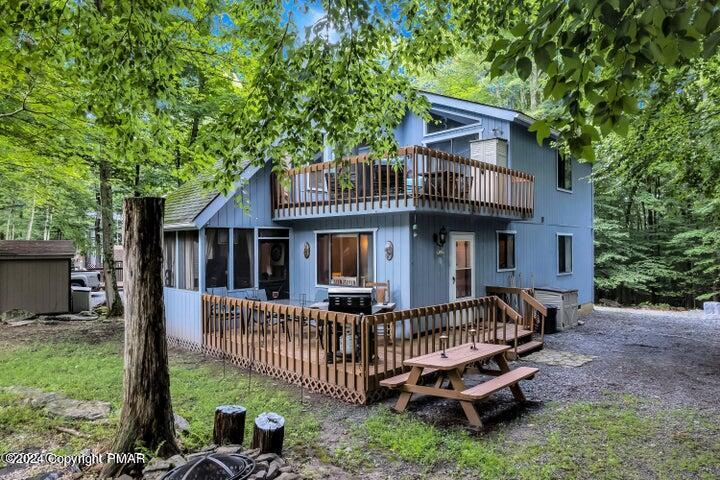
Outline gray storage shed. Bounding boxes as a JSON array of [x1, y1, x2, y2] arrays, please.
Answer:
[[0, 240, 74, 315]]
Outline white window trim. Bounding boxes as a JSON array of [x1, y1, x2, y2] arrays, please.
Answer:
[[313, 228, 378, 288], [496, 230, 517, 272], [556, 232, 573, 276], [556, 150, 573, 193], [423, 109, 483, 137]]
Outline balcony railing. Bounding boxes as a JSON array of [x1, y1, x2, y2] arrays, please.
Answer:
[[271, 145, 534, 219]]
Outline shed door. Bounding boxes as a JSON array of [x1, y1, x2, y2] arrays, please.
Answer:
[[449, 233, 475, 301]]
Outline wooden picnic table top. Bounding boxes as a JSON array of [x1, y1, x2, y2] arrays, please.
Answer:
[[403, 343, 510, 370]]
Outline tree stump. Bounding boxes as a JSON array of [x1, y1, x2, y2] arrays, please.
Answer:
[[101, 197, 178, 478], [213, 405, 247, 446], [251, 412, 285, 455]]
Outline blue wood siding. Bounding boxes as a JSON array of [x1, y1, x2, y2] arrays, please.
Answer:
[[164, 288, 202, 345], [205, 163, 277, 228], [508, 124, 593, 304], [387, 109, 511, 148], [287, 213, 412, 309], [165, 97, 594, 320]]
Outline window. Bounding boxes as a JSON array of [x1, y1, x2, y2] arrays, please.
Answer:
[[427, 134, 478, 158], [557, 151, 572, 191], [425, 112, 475, 134], [317, 232, 374, 286], [178, 231, 199, 290], [558, 234, 573, 274], [258, 228, 290, 238], [233, 229, 254, 289], [163, 232, 176, 287], [497, 231, 516, 271], [306, 169, 328, 193], [205, 228, 229, 288]]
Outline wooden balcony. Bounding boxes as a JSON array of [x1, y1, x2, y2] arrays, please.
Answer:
[[271, 145, 534, 220]]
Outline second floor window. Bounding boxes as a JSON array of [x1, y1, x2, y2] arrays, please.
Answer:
[[557, 151, 572, 191], [317, 232, 374, 286], [558, 234, 573, 274], [425, 112, 475, 134], [497, 231, 516, 271]]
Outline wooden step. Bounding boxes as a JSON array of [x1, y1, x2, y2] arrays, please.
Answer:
[[494, 326, 533, 343], [515, 340, 544, 356], [461, 366, 539, 400], [380, 367, 439, 388]]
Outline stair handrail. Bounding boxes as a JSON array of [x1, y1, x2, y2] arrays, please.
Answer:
[[520, 289, 547, 342], [490, 295, 523, 357]]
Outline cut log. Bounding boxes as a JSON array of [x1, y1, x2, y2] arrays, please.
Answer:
[[213, 405, 247, 446], [251, 412, 285, 455]]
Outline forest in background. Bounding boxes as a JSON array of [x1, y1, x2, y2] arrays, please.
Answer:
[[2, 2, 719, 308], [418, 51, 720, 308]]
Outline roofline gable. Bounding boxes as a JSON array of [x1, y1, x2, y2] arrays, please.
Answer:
[[192, 162, 266, 228]]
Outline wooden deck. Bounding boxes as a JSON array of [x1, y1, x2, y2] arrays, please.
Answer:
[[271, 145, 535, 220], [201, 294, 546, 404]]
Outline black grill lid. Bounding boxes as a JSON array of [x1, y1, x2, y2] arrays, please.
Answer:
[[161, 453, 255, 480]]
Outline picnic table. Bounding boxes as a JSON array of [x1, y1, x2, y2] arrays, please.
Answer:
[[380, 342, 538, 428]]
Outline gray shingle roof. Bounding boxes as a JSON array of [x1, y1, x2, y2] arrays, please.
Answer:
[[164, 161, 255, 228], [0, 240, 75, 259], [164, 177, 218, 228]]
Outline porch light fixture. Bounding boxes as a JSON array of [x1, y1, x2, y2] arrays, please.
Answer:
[[433, 226, 447, 249]]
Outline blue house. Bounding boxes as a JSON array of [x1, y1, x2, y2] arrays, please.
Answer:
[[161, 91, 593, 402]]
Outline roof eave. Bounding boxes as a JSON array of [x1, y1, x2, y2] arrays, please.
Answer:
[[163, 223, 199, 231]]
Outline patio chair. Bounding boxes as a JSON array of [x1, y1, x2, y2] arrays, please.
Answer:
[[366, 281, 393, 345]]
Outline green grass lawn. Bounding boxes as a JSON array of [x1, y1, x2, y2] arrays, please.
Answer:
[[0, 339, 321, 460], [2, 332, 719, 480], [341, 395, 720, 479]]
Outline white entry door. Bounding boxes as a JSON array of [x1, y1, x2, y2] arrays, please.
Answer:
[[449, 233, 475, 301]]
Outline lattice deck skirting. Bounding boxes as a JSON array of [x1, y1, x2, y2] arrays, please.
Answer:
[[168, 336, 370, 405]]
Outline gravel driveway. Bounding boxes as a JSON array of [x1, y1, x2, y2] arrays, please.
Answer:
[[521, 306, 720, 409], [338, 306, 720, 431]]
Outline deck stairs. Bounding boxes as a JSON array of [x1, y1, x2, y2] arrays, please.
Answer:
[[486, 286, 547, 359]]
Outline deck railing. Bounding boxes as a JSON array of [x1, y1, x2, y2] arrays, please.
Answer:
[[270, 146, 534, 219], [365, 296, 524, 389], [201, 294, 528, 404], [486, 286, 548, 343]]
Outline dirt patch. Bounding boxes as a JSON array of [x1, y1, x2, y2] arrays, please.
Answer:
[[0, 317, 124, 350], [1, 307, 718, 479]]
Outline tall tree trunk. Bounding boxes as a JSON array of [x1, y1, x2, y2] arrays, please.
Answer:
[[99, 160, 124, 317], [25, 196, 36, 240], [529, 63, 540, 111], [4, 206, 12, 240], [102, 197, 179, 478], [43, 208, 51, 240], [134, 164, 141, 197], [94, 195, 102, 266]]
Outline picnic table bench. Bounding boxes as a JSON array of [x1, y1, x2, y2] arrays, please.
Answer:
[[380, 342, 538, 428]]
